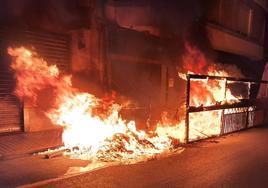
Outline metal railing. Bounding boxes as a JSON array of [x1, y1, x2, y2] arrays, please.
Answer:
[[185, 74, 268, 143]]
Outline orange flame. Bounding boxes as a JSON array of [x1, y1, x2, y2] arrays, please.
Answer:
[[180, 43, 243, 140], [8, 47, 184, 162], [8, 43, 243, 161]]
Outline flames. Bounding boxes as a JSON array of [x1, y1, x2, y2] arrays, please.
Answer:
[[8, 43, 242, 162], [8, 47, 184, 162], [8, 48, 60, 102], [180, 43, 243, 141]]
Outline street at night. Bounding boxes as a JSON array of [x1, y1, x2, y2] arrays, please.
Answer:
[[0, 126, 268, 187], [1, 1, 268, 187]]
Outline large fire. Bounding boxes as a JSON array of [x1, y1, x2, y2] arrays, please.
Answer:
[[8, 43, 242, 163], [8, 47, 184, 163]]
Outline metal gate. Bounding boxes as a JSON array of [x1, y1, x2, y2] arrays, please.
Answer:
[[185, 74, 268, 143], [0, 26, 70, 133]]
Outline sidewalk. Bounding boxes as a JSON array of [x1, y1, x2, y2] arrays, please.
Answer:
[[0, 129, 88, 188], [0, 129, 63, 160]]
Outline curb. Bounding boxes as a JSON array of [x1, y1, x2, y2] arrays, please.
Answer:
[[19, 162, 120, 188], [0, 144, 63, 161]]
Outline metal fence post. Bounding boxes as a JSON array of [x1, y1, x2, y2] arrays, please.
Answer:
[[185, 74, 190, 143], [245, 82, 251, 129], [182, 74, 268, 141], [220, 79, 227, 135]]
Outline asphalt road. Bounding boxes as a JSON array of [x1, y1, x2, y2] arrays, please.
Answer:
[[0, 155, 89, 187], [35, 126, 268, 188], [2, 126, 268, 188]]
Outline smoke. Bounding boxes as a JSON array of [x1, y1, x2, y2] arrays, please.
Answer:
[[0, 0, 87, 32]]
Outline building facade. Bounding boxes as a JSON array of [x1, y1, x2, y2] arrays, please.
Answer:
[[0, 0, 267, 132]]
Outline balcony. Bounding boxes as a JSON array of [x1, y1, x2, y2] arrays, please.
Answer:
[[206, 23, 264, 60]]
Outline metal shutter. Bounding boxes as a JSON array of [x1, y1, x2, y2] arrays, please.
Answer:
[[0, 26, 70, 133]]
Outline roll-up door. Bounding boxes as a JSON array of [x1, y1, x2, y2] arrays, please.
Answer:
[[0, 26, 70, 133]]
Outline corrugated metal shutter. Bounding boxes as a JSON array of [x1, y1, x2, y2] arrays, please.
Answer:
[[0, 26, 70, 133], [0, 27, 70, 71], [0, 66, 22, 132]]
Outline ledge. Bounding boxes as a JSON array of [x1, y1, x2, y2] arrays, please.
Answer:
[[206, 24, 264, 60]]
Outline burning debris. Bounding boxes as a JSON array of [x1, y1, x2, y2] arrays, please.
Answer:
[[8, 47, 185, 163], [8, 43, 243, 163]]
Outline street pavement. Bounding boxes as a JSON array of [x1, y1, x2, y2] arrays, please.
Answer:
[[32, 126, 268, 188], [1, 126, 268, 187], [0, 129, 62, 160]]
